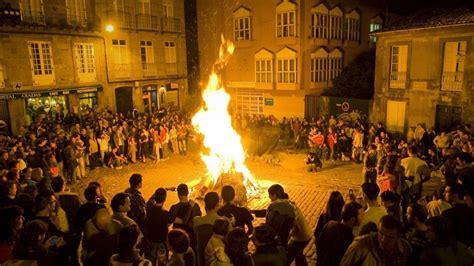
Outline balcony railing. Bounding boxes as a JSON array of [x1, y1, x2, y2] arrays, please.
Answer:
[[164, 63, 178, 75], [389, 71, 407, 89], [136, 14, 158, 30], [142, 63, 157, 77], [67, 14, 87, 27], [442, 72, 463, 91], [106, 10, 133, 29], [21, 10, 45, 25], [161, 17, 181, 33], [113, 64, 130, 78]]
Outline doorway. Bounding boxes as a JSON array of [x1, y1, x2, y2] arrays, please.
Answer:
[[435, 105, 462, 131], [115, 87, 133, 115]]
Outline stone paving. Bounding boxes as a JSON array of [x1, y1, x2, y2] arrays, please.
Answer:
[[71, 148, 442, 264]]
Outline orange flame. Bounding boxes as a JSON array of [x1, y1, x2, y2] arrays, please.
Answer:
[[192, 35, 257, 194]]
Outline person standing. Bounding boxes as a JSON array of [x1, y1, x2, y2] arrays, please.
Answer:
[[124, 174, 146, 232], [144, 188, 170, 266]]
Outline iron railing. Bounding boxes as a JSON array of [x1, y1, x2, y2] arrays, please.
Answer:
[[441, 72, 463, 91], [161, 17, 181, 33], [164, 62, 178, 75], [142, 63, 157, 77], [136, 14, 158, 30], [389, 72, 407, 89], [20, 10, 45, 25]]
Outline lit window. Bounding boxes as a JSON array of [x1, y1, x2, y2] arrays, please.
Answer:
[[233, 7, 252, 41], [345, 10, 360, 41], [74, 43, 96, 82], [329, 7, 343, 40], [311, 48, 342, 82], [370, 16, 383, 43], [389, 45, 408, 89], [441, 41, 466, 91], [28, 41, 55, 85], [276, 1, 296, 38], [165, 41, 177, 75], [112, 39, 129, 78]]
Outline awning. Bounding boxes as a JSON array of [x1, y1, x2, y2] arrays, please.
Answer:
[[0, 86, 103, 100]]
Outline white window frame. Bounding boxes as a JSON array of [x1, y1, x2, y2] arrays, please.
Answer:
[[112, 39, 129, 77], [370, 16, 383, 43], [163, 0, 174, 18], [311, 48, 328, 82], [20, 0, 45, 24], [345, 10, 360, 41], [235, 88, 264, 115], [311, 4, 329, 39], [328, 49, 343, 81], [164, 41, 177, 63], [28, 41, 55, 86], [329, 7, 343, 40], [234, 16, 251, 41], [389, 45, 408, 89], [276, 11, 296, 38], [255, 59, 273, 83], [441, 41, 466, 91], [74, 43, 96, 82], [66, 0, 87, 26], [276, 58, 297, 83]]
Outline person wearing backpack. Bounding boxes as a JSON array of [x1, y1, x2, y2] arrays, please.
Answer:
[[265, 184, 295, 248]]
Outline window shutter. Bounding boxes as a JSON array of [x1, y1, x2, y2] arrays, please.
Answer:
[[399, 45, 408, 73], [443, 42, 457, 73], [457, 41, 466, 72]]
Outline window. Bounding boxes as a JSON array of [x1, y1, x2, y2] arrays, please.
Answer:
[[163, 0, 174, 18], [386, 100, 406, 132], [112, 39, 129, 77], [235, 88, 264, 115], [233, 7, 252, 41], [140, 40, 156, 76], [276, 1, 296, 38], [66, 0, 86, 26], [276, 48, 297, 84], [311, 48, 342, 83], [441, 41, 466, 91], [389, 45, 408, 89], [370, 16, 383, 43], [74, 43, 96, 82], [311, 4, 329, 39], [255, 59, 272, 83], [28, 41, 55, 85], [329, 7, 343, 40], [165, 41, 177, 74], [79, 92, 98, 110], [136, 0, 153, 29], [138, 0, 151, 14], [345, 10, 360, 41], [20, 0, 44, 24]]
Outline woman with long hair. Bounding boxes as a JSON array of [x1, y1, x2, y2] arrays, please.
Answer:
[[109, 224, 151, 265], [313, 191, 344, 239]]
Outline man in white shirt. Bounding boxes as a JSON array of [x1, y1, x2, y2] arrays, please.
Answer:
[[355, 182, 387, 236], [400, 145, 430, 202]]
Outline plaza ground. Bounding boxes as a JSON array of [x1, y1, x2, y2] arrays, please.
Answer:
[[72, 147, 442, 263]]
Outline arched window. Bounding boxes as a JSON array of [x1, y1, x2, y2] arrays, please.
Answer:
[[329, 6, 343, 40], [311, 3, 329, 39], [345, 9, 360, 41], [276, 47, 297, 83], [328, 48, 343, 81], [311, 48, 329, 82], [276, 0, 296, 38], [255, 49, 273, 83], [234, 7, 252, 41]]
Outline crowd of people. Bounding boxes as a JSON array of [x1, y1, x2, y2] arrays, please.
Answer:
[[0, 105, 473, 266]]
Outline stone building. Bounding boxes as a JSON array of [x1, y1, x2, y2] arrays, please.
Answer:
[[371, 7, 474, 133], [0, 0, 187, 134], [196, 0, 393, 119]]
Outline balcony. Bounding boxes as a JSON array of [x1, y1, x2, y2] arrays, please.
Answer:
[[142, 63, 157, 77], [441, 72, 463, 91], [106, 10, 133, 29], [389, 72, 406, 89], [21, 10, 45, 25], [112, 64, 130, 78], [67, 14, 87, 27], [161, 17, 181, 33], [136, 14, 158, 31], [164, 63, 178, 75]]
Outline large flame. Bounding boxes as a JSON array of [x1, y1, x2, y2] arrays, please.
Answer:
[[192, 36, 258, 194]]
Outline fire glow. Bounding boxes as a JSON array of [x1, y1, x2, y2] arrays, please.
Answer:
[[192, 36, 258, 195]]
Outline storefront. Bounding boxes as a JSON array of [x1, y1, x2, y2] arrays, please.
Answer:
[[164, 82, 180, 110], [142, 85, 158, 113]]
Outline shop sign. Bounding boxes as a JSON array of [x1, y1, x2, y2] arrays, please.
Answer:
[[0, 86, 102, 100], [264, 98, 274, 106], [142, 85, 157, 92], [166, 83, 179, 91]]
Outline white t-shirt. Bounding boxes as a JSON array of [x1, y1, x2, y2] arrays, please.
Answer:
[[354, 205, 387, 236]]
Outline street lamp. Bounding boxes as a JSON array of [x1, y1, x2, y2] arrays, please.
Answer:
[[105, 24, 114, 32]]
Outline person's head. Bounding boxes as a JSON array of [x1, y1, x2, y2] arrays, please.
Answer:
[[326, 191, 345, 220], [341, 202, 363, 227], [50, 176, 66, 193], [362, 182, 380, 202], [221, 185, 235, 204], [359, 222, 378, 236], [406, 204, 427, 227], [117, 224, 141, 259], [225, 228, 250, 264], [0, 180, 17, 198], [111, 193, 131, 213], [456, 152, 472, 168], [378, 215, 403, 252], [204, 192, 219, 211], [92, 208, 112, 231], [17, 220, 48, 249], [129, 174, 142, 189], [268, 184, 288, 201], [0, 206, 24, 244], [252, 225, 277, 247], [425, 216, 455, 246], [1, 150, 8, 160], [444, 183, 465, 204], [408, 145, 418, 157], [153, 188, 167, 204], [380, 191, 401, 208], [167, 229, 190, 253], [84, 185, 100, 202], [177, 183, 189, 198], [34, 191, 57, 214], [212, 218, 230, 236]]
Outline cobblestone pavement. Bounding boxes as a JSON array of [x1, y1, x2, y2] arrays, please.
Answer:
[[71, 149, 442, 264]]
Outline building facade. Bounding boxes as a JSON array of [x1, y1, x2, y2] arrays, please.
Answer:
[[196, 0, 391, 119], [0, 0, 188, 134], [371, 8, 474, 133]]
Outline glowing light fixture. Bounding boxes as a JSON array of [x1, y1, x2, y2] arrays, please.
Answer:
[[105, 24, 114, 32]]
